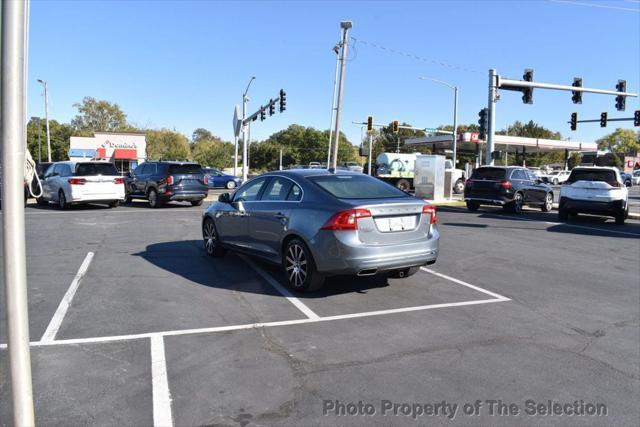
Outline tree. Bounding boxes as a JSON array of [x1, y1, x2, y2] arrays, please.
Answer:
[[192, 138, 234, 169], [146, 129, 191, 161], [26, 116, 73, 162], [192, 128, 214, 143], [374, 122, 425, 154], [71, 97, 132, 135], [596, 128, 639, 156], [498, 120, 562, 140]]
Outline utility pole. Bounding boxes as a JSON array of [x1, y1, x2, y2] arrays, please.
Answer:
[[242, 76, 255, 182], [37, 78, 51, 162], [330, 21, 352, 170], [37, 117, 42, 162], [452, 86, 458, 169], [327, 43, 340, 167], [279, 148, 283, 170], [367, 133, 373, 176], [2, 0, 36, 423], [486, 68, 497, 166]]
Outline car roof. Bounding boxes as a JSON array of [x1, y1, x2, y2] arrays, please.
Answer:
[[145, 160, 199, 165], [262, 169, 360, 178], [571, 166, 618, 171]]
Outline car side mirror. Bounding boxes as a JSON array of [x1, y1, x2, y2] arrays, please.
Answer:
[[218, 193, 231, 203]]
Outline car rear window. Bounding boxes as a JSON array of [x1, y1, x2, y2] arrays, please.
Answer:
[[75, 163, 118, 176], [471, 167, 506, 181], [567, 169, 617, 183], [167, 164, 202, 175], [307, 174, 410, 199]]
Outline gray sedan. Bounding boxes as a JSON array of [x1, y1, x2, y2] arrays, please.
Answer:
[[202, 169, 439, 291]]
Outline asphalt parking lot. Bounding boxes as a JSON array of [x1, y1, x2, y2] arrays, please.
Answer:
[[1, 199, 639, 426]]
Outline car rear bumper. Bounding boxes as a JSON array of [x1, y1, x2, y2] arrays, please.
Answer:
[[559, 197, 626, 215], [70, 190, 125, 203], [310, 226, 439, 275], [164, 191, 208, 201], [464, 196, 509, 206]]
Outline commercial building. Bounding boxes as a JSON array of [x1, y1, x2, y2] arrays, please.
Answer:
[[69, 132, 146, 174]]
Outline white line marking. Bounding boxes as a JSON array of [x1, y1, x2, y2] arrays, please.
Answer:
[[240, 255, 320, 320], [151, 335, 173, 427], [421, 268, 510, 301], [40, 252, 95, 343]]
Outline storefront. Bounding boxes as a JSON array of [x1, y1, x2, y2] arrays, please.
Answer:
[[69, 132, 146, 175]]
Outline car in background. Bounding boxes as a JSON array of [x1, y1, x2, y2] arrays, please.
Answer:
[[618, 170, 632, 187], [202, 170, 439, 291], [632, 170, 640, 186], [464, 166, 554, 214], [37, 161, 125, 209], [308, 162, 323, 169], [546, 170, 571, 185], [127, 161, 208, 208], [202, 168, 241, 190], [35, 162, 54, 180], [342, 162, 364, 173], [559, 166, 628, 225]]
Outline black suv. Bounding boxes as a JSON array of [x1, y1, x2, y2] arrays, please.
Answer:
[[464, 166, 554, 214], [126, 161, 208, 208]]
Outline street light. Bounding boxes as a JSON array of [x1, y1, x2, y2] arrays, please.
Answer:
[[418, 76, 459, 198], [242, 76, 255, 182], [37, 78, 52, 162]]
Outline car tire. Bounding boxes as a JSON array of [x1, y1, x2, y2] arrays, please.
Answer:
[[388, 266, 420, 279], [36, 197, 47, 206], [541, 192, 553, 212], [226, 180, 236, 189], [148, 188, 162, 208], [58, 190, 69, 210], [453, 179, 464, 194], [625, 179, 631, 187], [396, 179, 411, 192], [108, 201, 120, 208], [203, 217, 226, 257], [191, 199, 203, 207], [558, 208, 568, 221], [509, 192, 523, 214], [466, 201, 480, 211], [283, 238, 324, 292]]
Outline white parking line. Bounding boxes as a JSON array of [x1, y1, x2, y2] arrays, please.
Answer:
[[40, 252, 94, 343], [151, 335, 174, 427], [421, 268, 510, 301], [240, 255, 320, 320]]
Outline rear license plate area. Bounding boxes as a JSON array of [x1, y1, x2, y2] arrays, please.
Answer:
[[374, 215, 417, 232]]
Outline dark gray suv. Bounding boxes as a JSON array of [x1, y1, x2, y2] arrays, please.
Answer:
[[126, 161, 208, 208]]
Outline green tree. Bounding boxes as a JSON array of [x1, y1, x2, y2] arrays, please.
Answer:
[[71, 97, 132, 135], [26, 116, 73, 162], [498, 120, 562, 140], [192, 128, 214, 143], [146, 129, 191, 161], [374, 122, 425, 154], [596, 128, 639, 156], [192, 138, 234, 169]]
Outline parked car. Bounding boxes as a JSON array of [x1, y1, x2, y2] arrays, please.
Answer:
[[464, 166, 554, 214], [546, 170, 571, 185], [308, 162, 323, 169], [342, 162, 364, 173], [202, 170, 439, 291], [37, 161, 125, 209], [632, 170, 640, 186], [127, 161, 208, 208], [618, 170, 632, 187], [202, 168, 241, 190], [559, 166, 629, 225]]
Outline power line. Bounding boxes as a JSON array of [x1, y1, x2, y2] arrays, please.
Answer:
[[549, 0, 640, 13]]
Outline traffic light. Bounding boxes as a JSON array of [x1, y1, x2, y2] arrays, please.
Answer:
[[279, 89, 286, 113], [570, 112, 577, 131], [522, 69, 534, 104], [615, 80, 626, 111], [600, 112, 607, 128], [260, 107, 266, 121], [478, 108, 488, 140], [392, 120, 399, 133], [635, 110, 640, 127], [571, 77, 582, 104], [367, 116, 373, 133], [268, 99, 275, 116]]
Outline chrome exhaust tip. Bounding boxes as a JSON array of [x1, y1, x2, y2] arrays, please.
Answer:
[[357, 268, 377, 276]]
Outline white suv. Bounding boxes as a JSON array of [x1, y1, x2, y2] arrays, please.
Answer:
[[559, 167, 629, 225]]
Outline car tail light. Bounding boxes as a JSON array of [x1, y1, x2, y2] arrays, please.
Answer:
[[321, 208, 372, 231], [114, 177, 125, 185], [166, 176, 174, 185], [203, 175, 208, 185], [68, 178, 86, 185], [498, 181, 512, 189], [422, 204, 437, 224], [608, 181, 621, 187]]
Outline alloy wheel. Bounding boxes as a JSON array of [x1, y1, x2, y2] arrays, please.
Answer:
[[227, 181, 236, 189], [513, 193, 523, 213], [286, 244, 308, 288], [203, 221, 216, 255], [59, 191, 66, 209], [545, 194, 553, 211], [149, 190, 157, 207]]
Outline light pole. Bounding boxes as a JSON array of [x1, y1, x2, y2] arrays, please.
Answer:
[[242, 76, 255, 182], [330, 20, 352, 170], [37, 78, 51, 162], [419, 76, 458, 197], [327, 42, 341, 167]]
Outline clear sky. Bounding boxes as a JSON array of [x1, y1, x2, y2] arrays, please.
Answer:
[[27, 0, 639, 147]]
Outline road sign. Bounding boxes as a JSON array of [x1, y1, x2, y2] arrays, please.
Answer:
[[233, 105, 241, 137]]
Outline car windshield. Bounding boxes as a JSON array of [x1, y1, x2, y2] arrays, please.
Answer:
[[75, 163, 118, 176], [471, 167, 506, 181], [567, 169, 617, 183], [167, 164, 202, 175], [308, 174, 410, 199]]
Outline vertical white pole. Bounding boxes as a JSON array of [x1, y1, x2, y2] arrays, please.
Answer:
[[451, 86, 458, 199], [44, 81, 51, 161], [327, 50, 340, 167], [331, 21, 352, 170], [367, 133, 373, 175], [233, 134, 238, 177], [242, 96, 247, 181], [486, 68, 497, 166], [2, 0, 36, 423]]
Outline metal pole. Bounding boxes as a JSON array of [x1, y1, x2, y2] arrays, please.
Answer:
[[37, 117, 42, 162], [233, 134, 238, 177], [486, 68, 497, 165], [331, 21, 352, 170], [246, 123, 251, 173], [367, 133, 373, 176], [242, 96, 247, 181], [279, 148, 283, 170], [2, 0, 36, 423], [327, 47, 340, 167], [451, 86, 458, 199], [38, 79, 52, 162]]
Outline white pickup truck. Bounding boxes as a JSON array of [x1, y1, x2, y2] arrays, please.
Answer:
[[375, 152, 465, 193]]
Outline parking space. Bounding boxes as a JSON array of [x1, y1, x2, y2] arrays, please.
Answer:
[[1, 203, 639, 425]]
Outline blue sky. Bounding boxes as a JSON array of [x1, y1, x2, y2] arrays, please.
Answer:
[[27, 0, 639, 146]]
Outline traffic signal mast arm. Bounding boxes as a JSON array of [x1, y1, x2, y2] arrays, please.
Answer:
[[499, 77, 638, 98], [352, 120, 453, 134], [243, 90, 286, 125]]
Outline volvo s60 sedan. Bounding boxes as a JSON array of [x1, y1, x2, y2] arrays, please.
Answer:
[[201, 169, 439, 291]]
